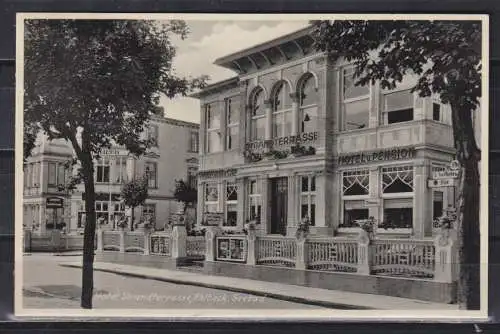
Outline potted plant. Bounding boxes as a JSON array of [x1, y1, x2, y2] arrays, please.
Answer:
[[357, 216, 376, 240], [295, 216, 310, 240]]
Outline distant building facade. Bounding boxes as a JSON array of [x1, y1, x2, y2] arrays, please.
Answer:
[[23, 115, 199, 234], [192, 26, 481, 239]]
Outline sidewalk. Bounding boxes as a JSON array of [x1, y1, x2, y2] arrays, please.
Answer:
[[60, 261, 459, 310]]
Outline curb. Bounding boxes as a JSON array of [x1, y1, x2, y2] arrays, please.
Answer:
[[60, 263, 372, 310]]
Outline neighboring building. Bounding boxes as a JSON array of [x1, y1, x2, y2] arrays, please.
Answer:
[[191, 26, 479, 239], [23, 114, 199, 234]]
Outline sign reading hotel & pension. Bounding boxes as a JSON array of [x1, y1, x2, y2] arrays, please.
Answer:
[[245, 131, 319, 151], [337, 147, 416, 166]]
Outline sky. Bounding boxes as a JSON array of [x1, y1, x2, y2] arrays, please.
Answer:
[[160, 20, 310, 124]]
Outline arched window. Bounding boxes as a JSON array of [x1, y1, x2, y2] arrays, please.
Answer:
[[299, 74, 318, 134], [271, 81, 292, 138], [250, 88, 266, 141], [299, 74, 317, 107]]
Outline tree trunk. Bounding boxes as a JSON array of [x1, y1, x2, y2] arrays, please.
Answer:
[[131, 207, 135, 232], [451, 102, 481, 310], [80, 154, 96, 309]]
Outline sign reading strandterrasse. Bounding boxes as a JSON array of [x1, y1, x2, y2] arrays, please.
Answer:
[[337, 147, 416, 166], [245, 131, 319, 151]]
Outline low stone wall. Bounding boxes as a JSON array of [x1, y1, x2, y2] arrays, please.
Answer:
[[203, 260, 456, 304]]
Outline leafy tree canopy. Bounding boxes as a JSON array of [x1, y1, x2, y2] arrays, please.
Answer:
[[24, 19, 208, 161], [312, 20, 481, 161], [173, 179, 197, 206], [121, 176, 149, 209]]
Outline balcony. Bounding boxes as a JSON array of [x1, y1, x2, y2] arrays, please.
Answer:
[[336, 120, 454, 155]]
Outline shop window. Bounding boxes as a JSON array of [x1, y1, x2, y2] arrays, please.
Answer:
[[206, 103, 221, 153], [342, 67, 370, 131], [224, 183, 238, 227], [342, 200, 369, 227], [96, 158, 110, 183], [343, 169, 369, 196], [433, 191, 444, 220], [300, 175, 316, 226], [383, 198, 413, 228], [145, 162, 158, 188], [204, 183, 219, 213], [383, 89, 414, 124], [251, 88, 266, 141], [382, 166, 414, 193], [272, 81, 292, 138], [248, 180, 262, 224]]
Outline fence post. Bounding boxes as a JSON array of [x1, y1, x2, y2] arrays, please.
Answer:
[[434, 229, 456, 283], [357, 230, 373, 275], [205, 226, 221, 262], [143, 230, 151, 256], [171, 225, 187, 259], [96, 229, 104, 253], [296, 237, 308, 270], [119, 229, 126, 253], [24, 230, 32, 253], [246, 228, 257, 265]]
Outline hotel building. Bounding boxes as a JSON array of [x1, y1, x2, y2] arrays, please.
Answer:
[[192, 26, 481, 239], [23, 114, 199, 234]]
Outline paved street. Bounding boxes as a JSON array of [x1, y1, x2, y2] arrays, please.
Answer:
[[22, 253, 326, 309]]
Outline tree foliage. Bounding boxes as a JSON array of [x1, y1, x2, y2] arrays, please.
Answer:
[[121, 176, 149, 212], [312, 20, 482, 309], [24, 19, 208, 308], [173, 179, 197, 208]]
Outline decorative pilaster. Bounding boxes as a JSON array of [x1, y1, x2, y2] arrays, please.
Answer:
[[290, 92, 300, 135], [261, 177, 270, 234], [196, 182, 204, 227], [143, 230, 150, 255], [369, 167, 381, 223], [205, 226, 222, 262], [246, 228, 257, 265], [199, 103, 207, 154], [315, 172, 325, 228], [369, 82, 380, 128], [413, 163, 432, 238], [236, 177, 246, 229]]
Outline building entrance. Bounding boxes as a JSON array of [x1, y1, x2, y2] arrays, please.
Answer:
[[270, 177, 288, 235]]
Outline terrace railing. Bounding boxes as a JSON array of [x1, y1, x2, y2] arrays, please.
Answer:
[[256, 236, 297, 267], [307, 237, 358, 273], [186, 235, 206, 258]]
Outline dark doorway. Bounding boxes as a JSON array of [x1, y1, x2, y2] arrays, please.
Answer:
[[270, 177, 288, 235]]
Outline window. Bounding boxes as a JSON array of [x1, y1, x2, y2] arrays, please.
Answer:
[[187, 168, 197, 189], [343, 170, 369, 196], [206, 103, 221, 153], [114, 157, 128, 184], [147, 124, 159, 147], [113, 202, 125, 219], [145, 162, 157, 188], [342, 68, 369, 131], [433, 191, 444, 220], [95, 201, 109, 224], [248, 180, 262, 224], [78, 202, 86, 228], [226, 98, 239, 150], [300, 175, 316, 226], [383, 89, 414, 124], [251, 88, 266, 141], [299, 74, 318, 107], [189, 132, 199, 153], [204, 183, 219, 213], [224, 182, 238, 227], [342, 201, 369, 227], [272, 81, 292, 138], [33, 162, 40, 187], [382, 166, 414, 193], [299, 75, 318, 134], [382, 166, 414, 229], [96, 157, 110, 183], [142, 203, 156, 224], [48, 162, 57, 186], [433, 103, 441, 122]]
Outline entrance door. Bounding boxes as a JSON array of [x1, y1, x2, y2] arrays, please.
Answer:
[[271, 177, 288, 235]]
